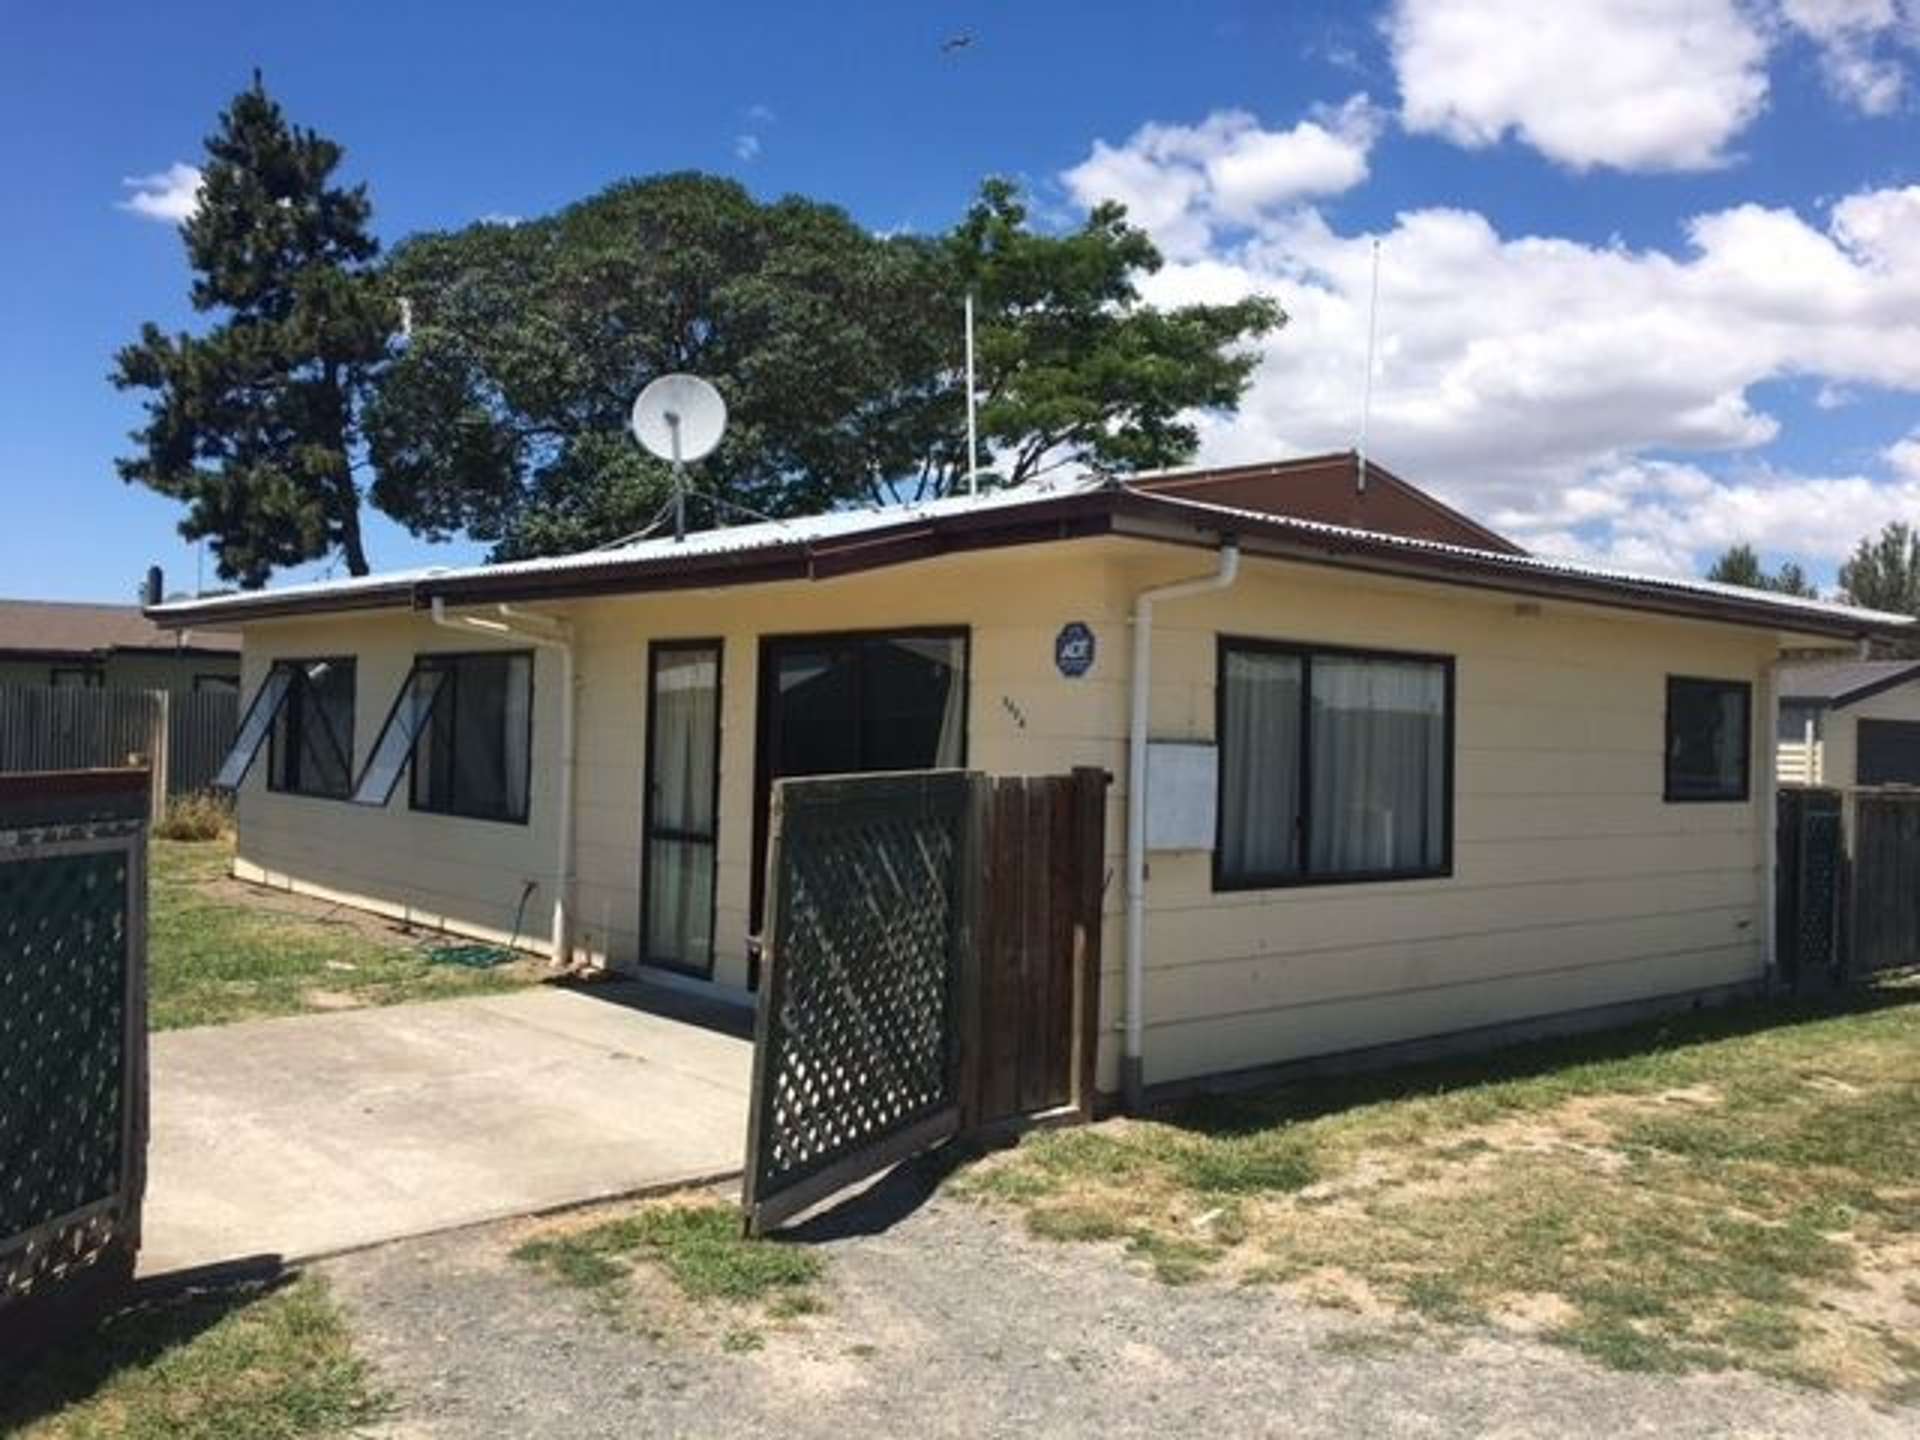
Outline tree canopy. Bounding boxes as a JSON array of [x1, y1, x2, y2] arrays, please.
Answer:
[[1703, 543, 1817, 598], [112, 76, 393, 584], [370, 174, 1284, 559]]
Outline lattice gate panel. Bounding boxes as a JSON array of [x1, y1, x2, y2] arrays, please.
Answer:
[[743, 772, 972, 1234], [0, 770, 149, 1353]]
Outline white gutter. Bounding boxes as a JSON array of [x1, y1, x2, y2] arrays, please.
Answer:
[[1123, 540, 1240, 1111], [430, 597, 578, 966]]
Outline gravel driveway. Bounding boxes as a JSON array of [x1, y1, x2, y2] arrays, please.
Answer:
[[321, 1165, 1915, 1440]]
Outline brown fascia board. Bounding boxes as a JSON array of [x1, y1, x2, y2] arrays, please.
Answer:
[[145, 579, 418, 627], [1106, 491, 1905, 643]]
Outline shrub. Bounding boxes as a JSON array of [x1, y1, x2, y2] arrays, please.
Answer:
[[154, 790, 233, 842]]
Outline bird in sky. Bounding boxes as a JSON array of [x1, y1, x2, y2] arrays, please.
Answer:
[[941, 33, 974, 54]]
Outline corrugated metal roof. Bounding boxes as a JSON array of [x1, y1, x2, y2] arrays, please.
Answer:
[[1777, 659, 1920, 705], [146, 470, 1913, 638]]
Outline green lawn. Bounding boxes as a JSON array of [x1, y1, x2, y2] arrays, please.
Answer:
[[0, 1276, 380, 1440], [957, 980, 1920, 1398], [150, 836, 542, 1030]]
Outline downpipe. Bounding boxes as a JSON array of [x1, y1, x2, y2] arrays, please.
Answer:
[[1123, 540, 1240, 1112], [430, 597, 578, 966]]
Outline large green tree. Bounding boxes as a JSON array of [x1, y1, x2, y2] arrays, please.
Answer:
[[945, 179, 1281, 494], [371, 174, 1283, 559], [112, 76, 394, 584], [1839, 523, 1920, 653], [1704, 543, 1817, 598], [367, 174, 948, 559]]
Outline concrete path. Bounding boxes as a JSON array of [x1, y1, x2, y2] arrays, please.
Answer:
[[142, 983, 752, 1275]]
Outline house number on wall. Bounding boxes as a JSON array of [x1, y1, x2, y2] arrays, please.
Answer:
[[1055, 622, 1096, 678]]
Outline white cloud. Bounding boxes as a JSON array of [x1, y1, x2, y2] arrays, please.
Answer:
[[1061, 108, 1920, 576], [1388, 0, 1772, 171], [1062, 96, 1383, 259], [746, 102, 777, 124], [734, 133, 762, 162], [118, 162, 203, 224], [1780, 0, 1917, 114]]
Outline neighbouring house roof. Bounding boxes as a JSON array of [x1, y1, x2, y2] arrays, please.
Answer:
[[0, 598, 238, 663], [1777, 659, 1920, 708], [145, 460, 1914, 644], [1128, 452, 1527, 555]]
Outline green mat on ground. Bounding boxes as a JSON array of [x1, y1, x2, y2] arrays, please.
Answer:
[[425, 943, 515, 970]]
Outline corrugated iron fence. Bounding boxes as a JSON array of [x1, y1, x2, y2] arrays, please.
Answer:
[[744, 768, 1107, 1234], [0, 685, 236, 814], [0, 769, 150, 1357], [1850, 792, 1920, 976]]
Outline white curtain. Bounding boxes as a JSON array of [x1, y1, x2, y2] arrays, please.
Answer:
[[647, 647, 719, 968], [1219, 650, 1304, 879], [1308, 657, 1445, 875], [893, 636, 967, 768]]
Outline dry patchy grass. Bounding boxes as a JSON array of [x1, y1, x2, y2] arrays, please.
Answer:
[[956, 982, 1920, 1398], [150, 837, 544, 1029], [510, 1195, 825, 1353], [0, 1275, 379, 1440]]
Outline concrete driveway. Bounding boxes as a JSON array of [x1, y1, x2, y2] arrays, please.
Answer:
[[141, 982, 753, 1275]]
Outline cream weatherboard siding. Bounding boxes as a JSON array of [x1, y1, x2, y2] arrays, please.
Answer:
[[226, 535, 1783, 1093]]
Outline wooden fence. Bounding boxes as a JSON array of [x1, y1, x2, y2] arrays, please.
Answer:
[[1850, 792, 1920, 976], [0, 685, 236, 816], [0, 769, 150, 1358], [743, 767, 1107, 1234]]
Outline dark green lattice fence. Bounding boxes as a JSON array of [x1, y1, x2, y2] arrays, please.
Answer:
[[0, 769, 149, 1354], [742, 771, 975, 1235]]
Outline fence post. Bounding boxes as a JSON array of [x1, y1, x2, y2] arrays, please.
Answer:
[[149, 689, 170, 822]]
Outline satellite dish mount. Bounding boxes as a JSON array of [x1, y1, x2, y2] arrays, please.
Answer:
[[630, 374, 728, 543]]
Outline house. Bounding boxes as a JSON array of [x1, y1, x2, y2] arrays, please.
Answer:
[[0, 598, 238, 694], [1777, 658, 1920, 788], [149, 452, 1909, 1100]]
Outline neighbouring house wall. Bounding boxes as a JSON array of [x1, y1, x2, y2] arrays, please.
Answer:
[[0, 652, 238, 693], [226, 536, 1784, 1093], [1818, 685, 1920, 789]]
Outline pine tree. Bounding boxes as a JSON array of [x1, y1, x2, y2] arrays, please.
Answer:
[[1704, 543, 1818, 598], [112, 75, 393, 585]]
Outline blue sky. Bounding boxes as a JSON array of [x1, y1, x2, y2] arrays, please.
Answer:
[[4, 0, 1918, 601]]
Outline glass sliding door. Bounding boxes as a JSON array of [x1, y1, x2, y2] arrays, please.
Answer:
[[643, 640, 722, 976], [750, 629, 968, 960]]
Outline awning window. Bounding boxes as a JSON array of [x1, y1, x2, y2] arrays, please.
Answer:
[[350, 665, 449, 807], [211, 667, 295, 790]]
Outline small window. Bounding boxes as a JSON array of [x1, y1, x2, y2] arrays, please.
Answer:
[[410, 651, 533, 823], [49, 666, 103, 688], [1666, 677, 1751, 802], [1216, 638, 1452, 889], [1857, 719, 1920, 785], [194, 673, 241, 694], [267, 658, 356, 799]]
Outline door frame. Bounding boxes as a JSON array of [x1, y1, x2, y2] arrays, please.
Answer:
[[748, 626, 972, 953], [638, 637, 725, 979]]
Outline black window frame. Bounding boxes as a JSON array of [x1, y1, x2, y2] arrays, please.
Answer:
[[1664, 676, 1752, 804], [265, 656, 357, 802], [640, 638, 725, 978], [1855, 717, 1920, 786], [407, 648, 536, 825], [1213, 635, 1457, 893], [48, 664, 104, 688]]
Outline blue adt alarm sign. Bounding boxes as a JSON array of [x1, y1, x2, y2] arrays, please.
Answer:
[[1055, 622, 1096, 678]]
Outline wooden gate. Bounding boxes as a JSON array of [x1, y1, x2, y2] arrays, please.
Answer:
[[0, 769, 150, 1357], [743, 768, 1106, 1234], [1850, 792, 1920, 975]]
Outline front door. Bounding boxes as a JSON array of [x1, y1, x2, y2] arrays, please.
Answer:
[[749, 629, 968, 978]]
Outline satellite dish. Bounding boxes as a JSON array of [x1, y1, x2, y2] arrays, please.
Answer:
[[630, 374, 727, 464]]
